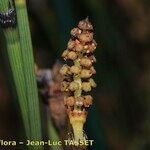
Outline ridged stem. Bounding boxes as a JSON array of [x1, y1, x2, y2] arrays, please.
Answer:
[[15, 0, 43, 146], [0, 0, 30, 139]]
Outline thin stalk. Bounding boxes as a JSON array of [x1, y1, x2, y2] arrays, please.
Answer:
[[0, 0, 30, 139], [15, 0, 43, 144], [47, 112, 62, 150]]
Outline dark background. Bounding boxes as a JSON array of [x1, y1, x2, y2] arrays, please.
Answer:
[[0, 0, 150, 150]]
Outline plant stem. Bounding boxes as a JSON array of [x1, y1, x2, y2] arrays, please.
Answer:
[[0, 0, 30, 139], [48, 112, 62, 150], [15, 0, 43, 144], [74, 60, 82, 99]]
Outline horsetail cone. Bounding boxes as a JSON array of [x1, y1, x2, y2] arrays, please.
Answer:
[[60, 17, 97, 142]]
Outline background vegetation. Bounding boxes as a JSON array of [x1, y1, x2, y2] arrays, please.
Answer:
[[0, 0, 149, 150]]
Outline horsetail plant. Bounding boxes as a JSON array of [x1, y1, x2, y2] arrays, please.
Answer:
[[60, 18, 97, 144], [14, 0, 43, 142], [0, 0, 30, 139], [0, 0, 43, 149]]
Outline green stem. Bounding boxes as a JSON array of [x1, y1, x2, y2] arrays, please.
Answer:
[[15, 0, 43, 144], [48, 113, 62, 150], [0, 1, 30, 139]]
